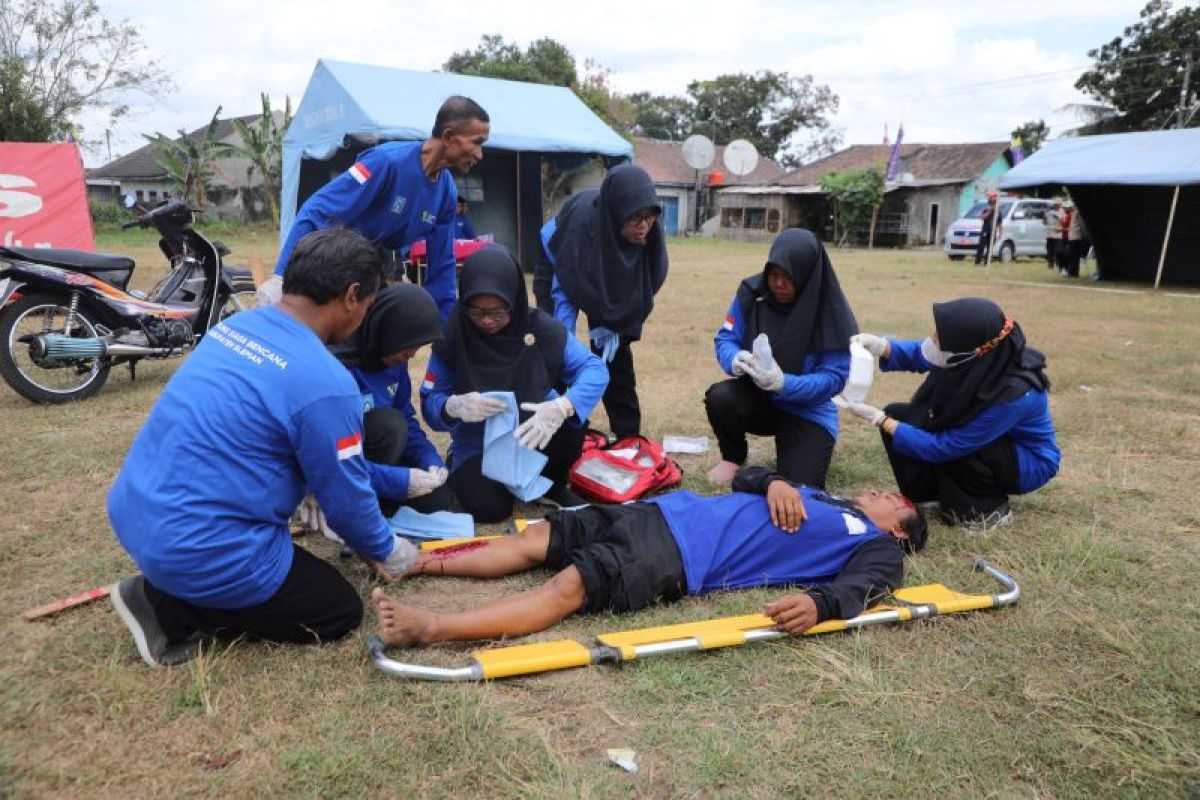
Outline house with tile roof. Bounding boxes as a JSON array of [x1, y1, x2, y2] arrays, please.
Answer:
[[716, 141, 1013, 245]]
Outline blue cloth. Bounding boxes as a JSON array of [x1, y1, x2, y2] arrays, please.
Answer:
[[274, 140, 458, 319], [883, 338, 1061, 493], [421, 334, 607, 468], [347, 363, 444, 500], [481, 392, 552, 501], [648, 488, 887, 595], [107, 307, 393, 609], [714, 297, 849, 441], [389, 506, 474, 540]]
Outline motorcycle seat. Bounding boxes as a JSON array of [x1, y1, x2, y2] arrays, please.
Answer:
[[1, 246, 134, 274]]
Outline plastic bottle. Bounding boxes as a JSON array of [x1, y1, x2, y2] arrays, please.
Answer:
[[843, 342, 874, 402]]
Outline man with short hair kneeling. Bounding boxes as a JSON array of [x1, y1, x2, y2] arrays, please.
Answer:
[[372, 467, 927, 645]]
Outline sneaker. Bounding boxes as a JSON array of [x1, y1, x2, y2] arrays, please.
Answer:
[[535, 483, 588, 510], [943, 503, 1014, 534], [109, 576, 199, 667]]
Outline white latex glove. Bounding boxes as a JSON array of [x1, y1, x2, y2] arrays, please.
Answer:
[[297, 495, 343, 543], [850, 333, 889, 359], [407, 466, 448, 498], [750, 359, 785, 393], [516, 396, 573, 450], [731, 350, 755, 377], [256, 274, 283, 306], [380, 536, 418, 578], [842, 401, 887, 426], [589, 327, 620, 363], [752, 333, 776, 372], [444, 392, 507, 422]]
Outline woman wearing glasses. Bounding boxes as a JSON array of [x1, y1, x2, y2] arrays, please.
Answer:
[[421, 246, 608, 522], [840, 297, 1059, 533], [533, 164, 669, 439]]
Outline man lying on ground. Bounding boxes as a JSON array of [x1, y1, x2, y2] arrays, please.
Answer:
[[372, 467, 928, 646]]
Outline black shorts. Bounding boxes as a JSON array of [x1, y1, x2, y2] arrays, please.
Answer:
[[544, 503, 687, 614]]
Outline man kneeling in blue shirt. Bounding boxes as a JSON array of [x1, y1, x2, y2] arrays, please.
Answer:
[[108, 229, 416, 667], [371, 467, 927, 646]]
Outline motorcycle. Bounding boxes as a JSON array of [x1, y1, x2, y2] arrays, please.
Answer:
[[0, 198, 258, 403]]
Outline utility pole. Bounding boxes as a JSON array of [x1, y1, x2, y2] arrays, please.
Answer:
[[1175, 51, 1192, 129]]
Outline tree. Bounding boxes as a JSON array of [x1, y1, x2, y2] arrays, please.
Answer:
[[821, 167, 884, 247], [686, 71, 840, 167], [443, 35, 576, 86], [219, 94, 292, 224], [627, 92, 694, 140], [145, 108, 227, 210], [1075, 0, 1200, 132], [1011, 120, 1050, 154], [0, 0, 172, 145]]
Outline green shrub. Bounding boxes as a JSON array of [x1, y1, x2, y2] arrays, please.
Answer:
[[89, 197, 133, 228]]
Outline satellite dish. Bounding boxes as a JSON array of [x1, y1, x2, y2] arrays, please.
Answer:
[[682, 134, 715, 170], [723, 139, 759, 176]]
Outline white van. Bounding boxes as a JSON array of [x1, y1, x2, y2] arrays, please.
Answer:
[[944, 198, 1055, 262]]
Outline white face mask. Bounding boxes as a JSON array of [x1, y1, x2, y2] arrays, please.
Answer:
[[920, 337, 978, 369]]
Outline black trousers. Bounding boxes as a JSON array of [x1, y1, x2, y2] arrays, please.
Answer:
[[881, 402, 1021, 519], [145, 544, 363, 645], [363, 407, 451, 517], [704, 378, 836, 489], [1045, 238, 1059, 269], [974, 227, 994, 264], [1063, 240, 1085, 277], [450, 423, 586, 523], [594, 337, 641, 438]]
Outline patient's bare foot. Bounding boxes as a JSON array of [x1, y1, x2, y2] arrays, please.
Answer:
[[371, 588, 438, 646]]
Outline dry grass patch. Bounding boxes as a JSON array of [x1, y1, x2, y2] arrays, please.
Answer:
[[1, 232, 1197, 796]]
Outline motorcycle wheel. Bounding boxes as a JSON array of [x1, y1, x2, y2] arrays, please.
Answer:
[[0, 293, 111, 403], [219, 275, 260, 321]]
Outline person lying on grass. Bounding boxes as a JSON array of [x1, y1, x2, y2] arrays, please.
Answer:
[[371, 467, 928, 646]]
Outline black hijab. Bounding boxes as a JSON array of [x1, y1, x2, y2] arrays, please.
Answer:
[[735, 228, 859, 373], [332, 283, 441, 372], [910, 297, 1050, 431], [548, 163, 669, 339], [433, 245, 566, 406]]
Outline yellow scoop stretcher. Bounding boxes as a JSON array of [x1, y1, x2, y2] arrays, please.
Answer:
[[367, 558, 1019, 682]]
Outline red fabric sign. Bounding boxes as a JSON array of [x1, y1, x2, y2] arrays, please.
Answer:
[[0, 143, 95, 251]]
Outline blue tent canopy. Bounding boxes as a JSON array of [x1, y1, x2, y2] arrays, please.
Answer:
[[1000, 128, 1200, 188], [281, 59, 633, 236], [1001, 129, 1200, 286]]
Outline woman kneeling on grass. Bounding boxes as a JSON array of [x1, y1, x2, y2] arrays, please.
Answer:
[[371, 466, 927, 646], [841, 297, 1060, 533], [705, 228, 858, 489], [420, 245, 608, 522]]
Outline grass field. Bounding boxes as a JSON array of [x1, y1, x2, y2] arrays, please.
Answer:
[[2, 229, 1198, 797]]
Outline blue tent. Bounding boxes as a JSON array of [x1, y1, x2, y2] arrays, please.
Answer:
[[1001, 129, 1200, 285], [282, 60, 632, 268]]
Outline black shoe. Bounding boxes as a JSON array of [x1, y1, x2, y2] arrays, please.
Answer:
[[535, 484, 588, 510], [110, 576, 199, 667]]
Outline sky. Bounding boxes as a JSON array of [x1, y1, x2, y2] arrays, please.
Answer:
[[80, 0, 1156, 167]]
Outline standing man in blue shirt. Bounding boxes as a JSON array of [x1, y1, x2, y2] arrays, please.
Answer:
[[257, 96, 490, 320], [454, 196, 476, 240], [108, 229, 417, 667]]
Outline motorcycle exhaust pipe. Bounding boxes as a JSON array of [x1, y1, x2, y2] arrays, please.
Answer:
[[31, 334, 173, 361]]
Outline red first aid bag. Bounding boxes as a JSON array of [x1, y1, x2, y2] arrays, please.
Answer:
[[569, 435, 682, 504]]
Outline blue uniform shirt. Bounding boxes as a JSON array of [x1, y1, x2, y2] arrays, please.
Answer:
[[275, 141, 458, 319], [649, 488, 888, 595], [714, 297, 850, 440], [883, 337, 1061, 493], [346, 363, 445, 501], [420, 335, 608, 468], [107, 307, 394, 609], [454, 213, 476, 240], [539, 218, 582, 335]]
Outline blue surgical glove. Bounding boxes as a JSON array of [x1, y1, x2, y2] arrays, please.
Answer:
[[589, 327, 620, 363]]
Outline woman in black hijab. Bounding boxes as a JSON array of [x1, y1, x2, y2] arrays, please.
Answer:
[[333, 283, 449, 516], [420, 246, 609, 522], [533, 163, 669, 438], [704, 228, 859, 489], [842, 297, 1060, 532]]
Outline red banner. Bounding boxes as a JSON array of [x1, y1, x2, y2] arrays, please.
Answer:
[[0, 143, 94, 251]]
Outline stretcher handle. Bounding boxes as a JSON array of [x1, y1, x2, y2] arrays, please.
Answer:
[[973, 558, 1020, 607], [366, 635, 481, 681]]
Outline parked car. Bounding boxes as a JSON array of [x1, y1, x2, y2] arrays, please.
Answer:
[[944, 197, 1055, 262]]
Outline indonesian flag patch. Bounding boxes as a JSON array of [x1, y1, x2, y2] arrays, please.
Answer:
[[348, 161, 372, 184], [421, 371, 436, 391], [336, 432, 363, 460], [722, 314, 735, 331]]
